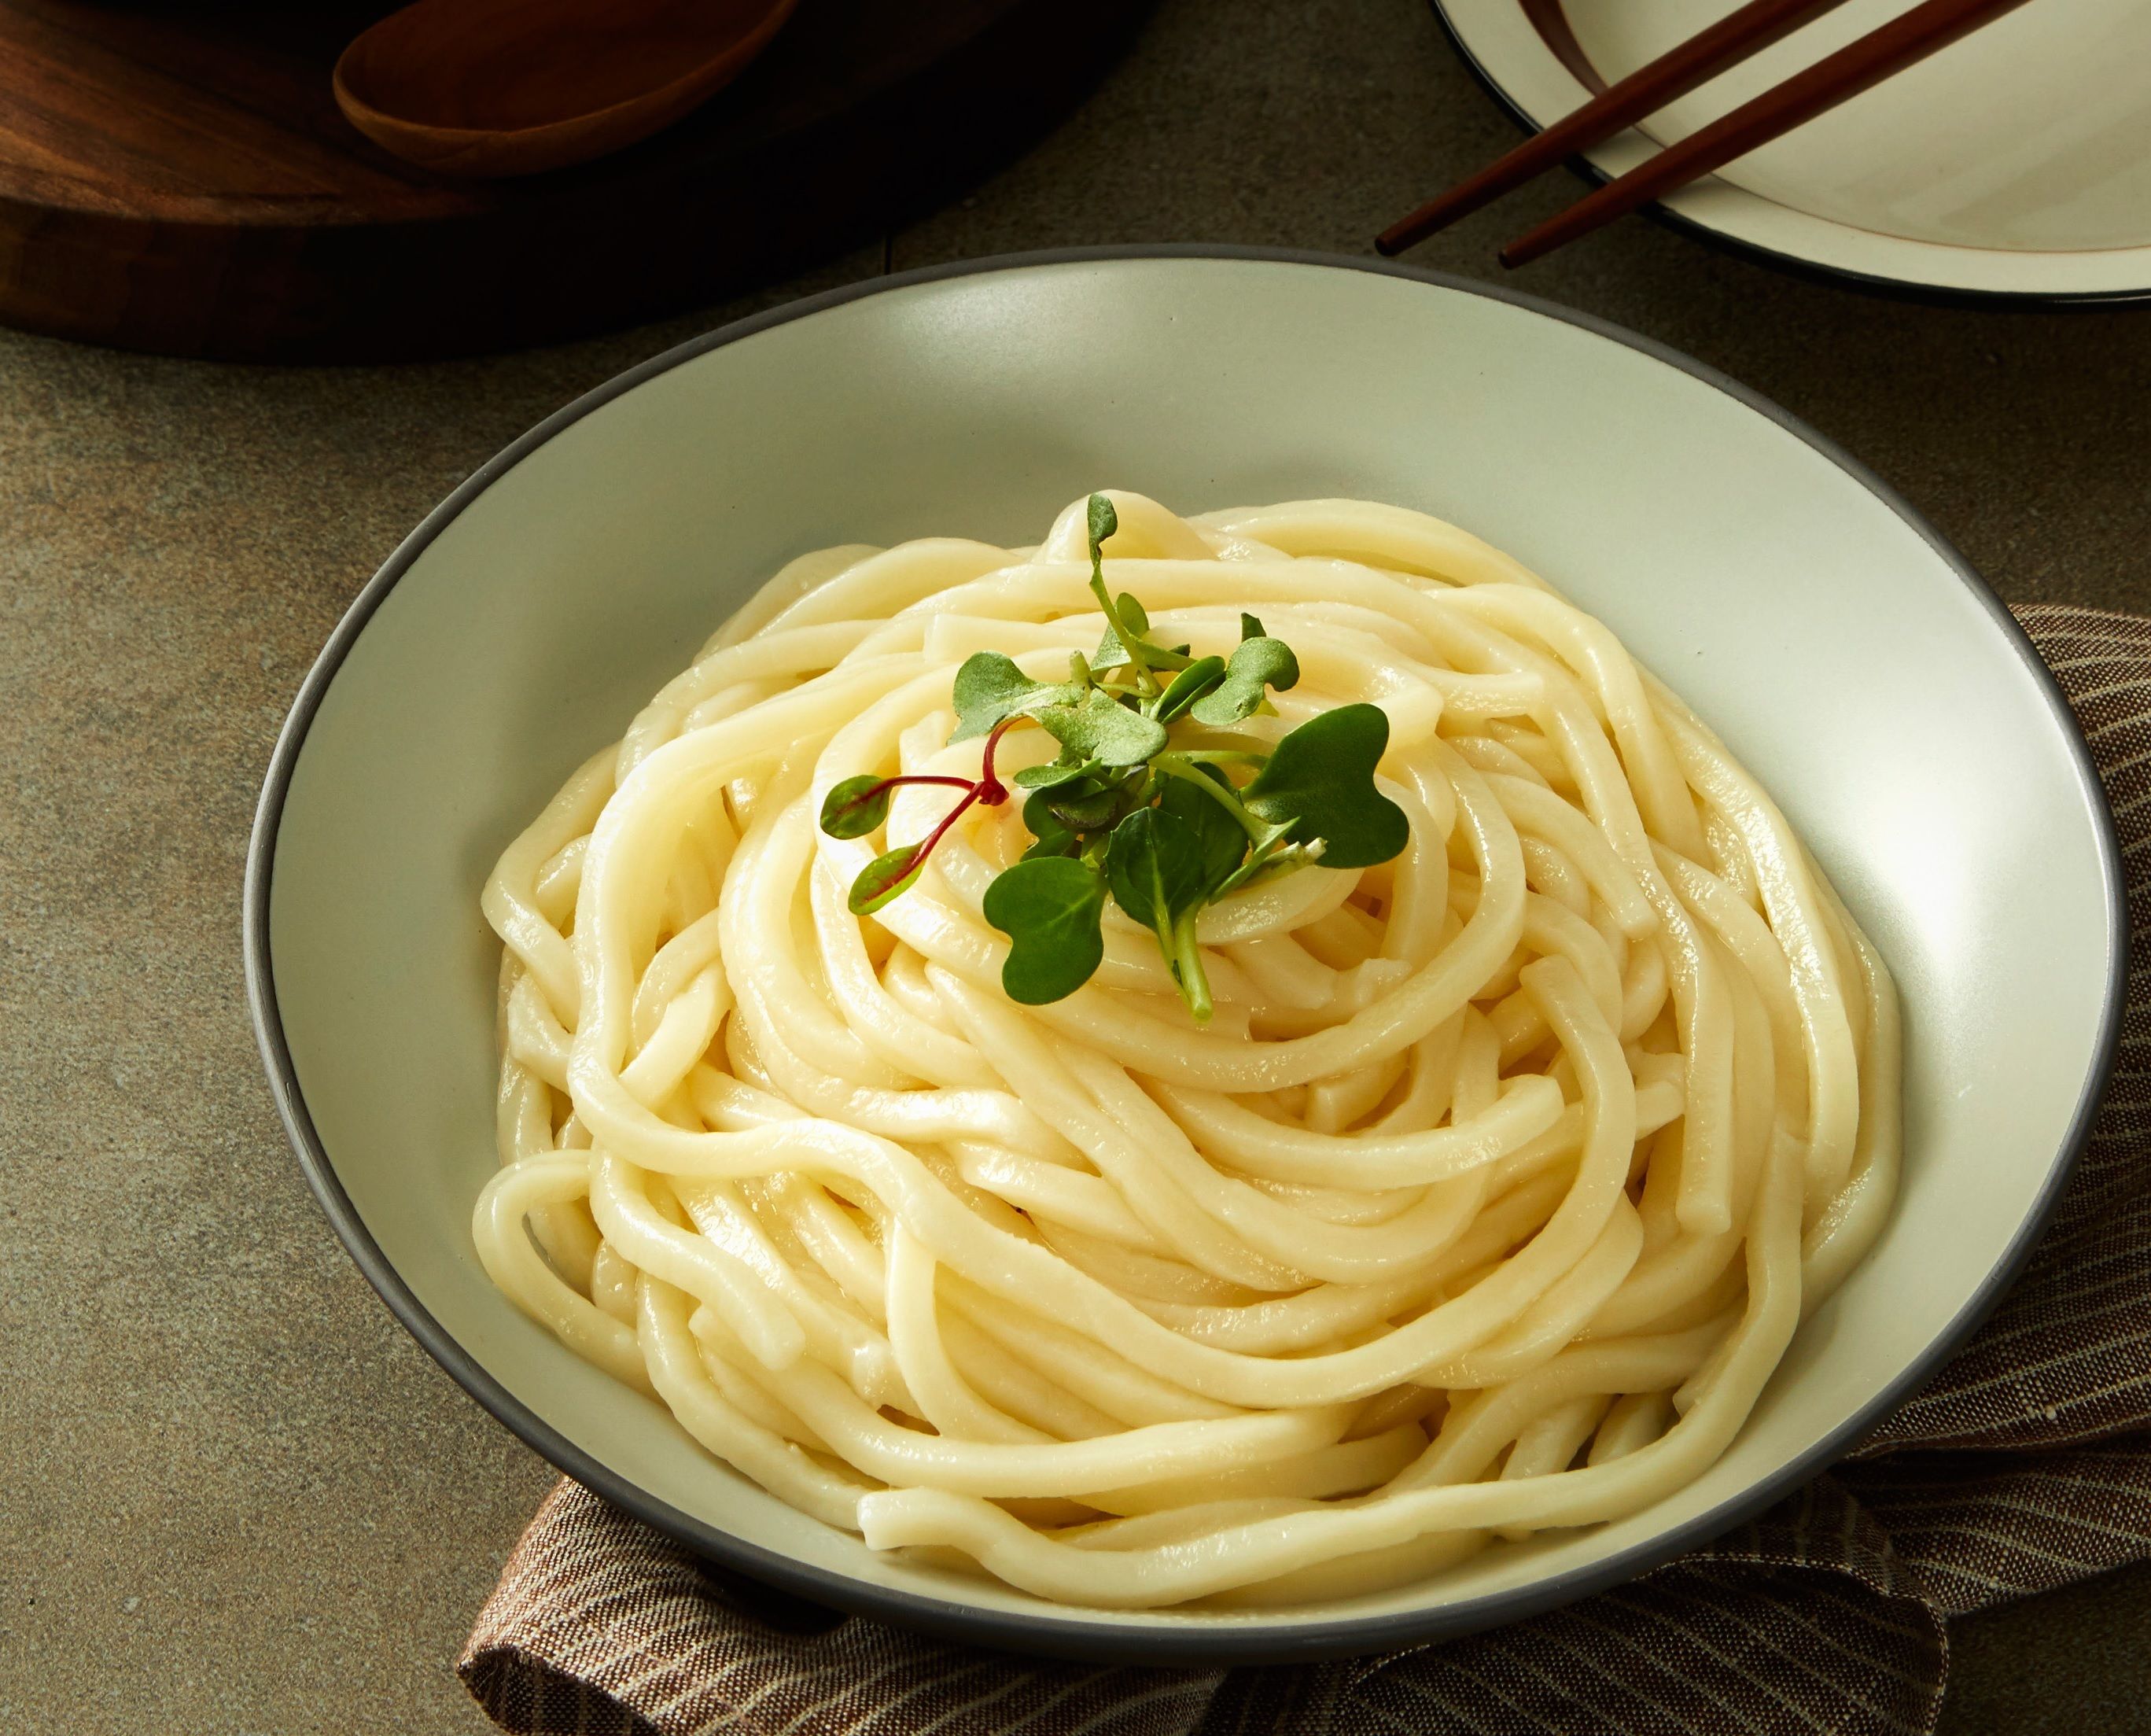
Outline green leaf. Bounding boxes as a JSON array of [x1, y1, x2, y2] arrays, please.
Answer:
[[1105, 806, 1210, 935], [1023, 779, 1127, 838], [1022, 785, 1074, 839], [1241, 613, 1265, 641], [1107, 804, 1225, 1022], [1087, 492, 1118, 557], [1044, 783, 1128, 832], [1158, 776, 1248, 896], [1092, 627, 1193, 675], [1013, 757, 1098, 791], [983, 857, 1108, 1004], [1154, 656, 1227, 724], [948, 652, 1072, 743], [1243, 702, 1410, 869], [1018, 793, 1081, 860], [1189, 634, 1300, 728], [820, 775, 891, 839], [1022, 829, 1081, 861], [1040, 690, 1168, 768], [849, 845, 928, 916], [1082, 500, 1189, 688]]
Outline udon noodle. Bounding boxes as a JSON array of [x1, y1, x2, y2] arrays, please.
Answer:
[[476, 492, 1899, 1607]]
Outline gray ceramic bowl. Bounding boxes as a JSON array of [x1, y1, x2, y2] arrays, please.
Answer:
[[246, 248, 2123, 1663]]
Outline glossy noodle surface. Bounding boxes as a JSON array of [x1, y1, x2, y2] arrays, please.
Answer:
[[475, 492, 1901, 1608]]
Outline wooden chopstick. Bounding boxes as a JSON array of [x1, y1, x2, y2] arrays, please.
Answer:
[[1376, 0, 1853, 256], [1498, 0, 2037, 267]]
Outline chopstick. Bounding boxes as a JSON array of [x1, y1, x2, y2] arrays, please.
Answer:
[[1498, 0, 2037, 267], [1376, 0, 1854, 256]]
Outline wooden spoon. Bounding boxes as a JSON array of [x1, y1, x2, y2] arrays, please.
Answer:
[[333, 0, 802, 179]]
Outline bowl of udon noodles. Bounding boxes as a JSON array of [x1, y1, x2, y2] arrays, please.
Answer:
[[248, 248, 2122, 1660]]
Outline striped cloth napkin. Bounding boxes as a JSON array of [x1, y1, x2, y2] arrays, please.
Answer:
[[459, 604, 2151, 1736]]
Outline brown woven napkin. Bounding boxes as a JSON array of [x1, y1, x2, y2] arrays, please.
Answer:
[[461, 604, 2151, 1736]]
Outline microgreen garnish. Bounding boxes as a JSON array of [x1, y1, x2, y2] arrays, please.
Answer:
[[948, 654, 1077, 743], [819, 495, 1409, 1019], [982, 857, 1108, 1004], [1189, 618, 1298, 726], [1243, 702, 1409, 868], [1038, 690, 1169, 766]]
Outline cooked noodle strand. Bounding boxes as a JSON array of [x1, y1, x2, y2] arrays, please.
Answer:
[[473, 493, 1899, 1606]]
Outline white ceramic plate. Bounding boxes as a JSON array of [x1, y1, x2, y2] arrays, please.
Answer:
[[1431, 0, 2151, 304], [246, 249, 2123, 1661]]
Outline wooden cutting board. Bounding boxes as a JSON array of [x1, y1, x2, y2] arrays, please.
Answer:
[[0, 0, 1146, 361]]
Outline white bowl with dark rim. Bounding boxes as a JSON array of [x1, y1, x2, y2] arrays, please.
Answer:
[[245, 248, 2123, 1661]]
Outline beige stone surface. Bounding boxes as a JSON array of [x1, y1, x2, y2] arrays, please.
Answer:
[[2, 0, 2147, 1730]]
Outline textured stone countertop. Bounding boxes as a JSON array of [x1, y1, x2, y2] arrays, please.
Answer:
[[5, 1, 2149, 1730]]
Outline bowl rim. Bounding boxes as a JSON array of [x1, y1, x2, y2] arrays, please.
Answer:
[[243, 244, 2127, 1664], [1422, 0, 2151, 311]]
